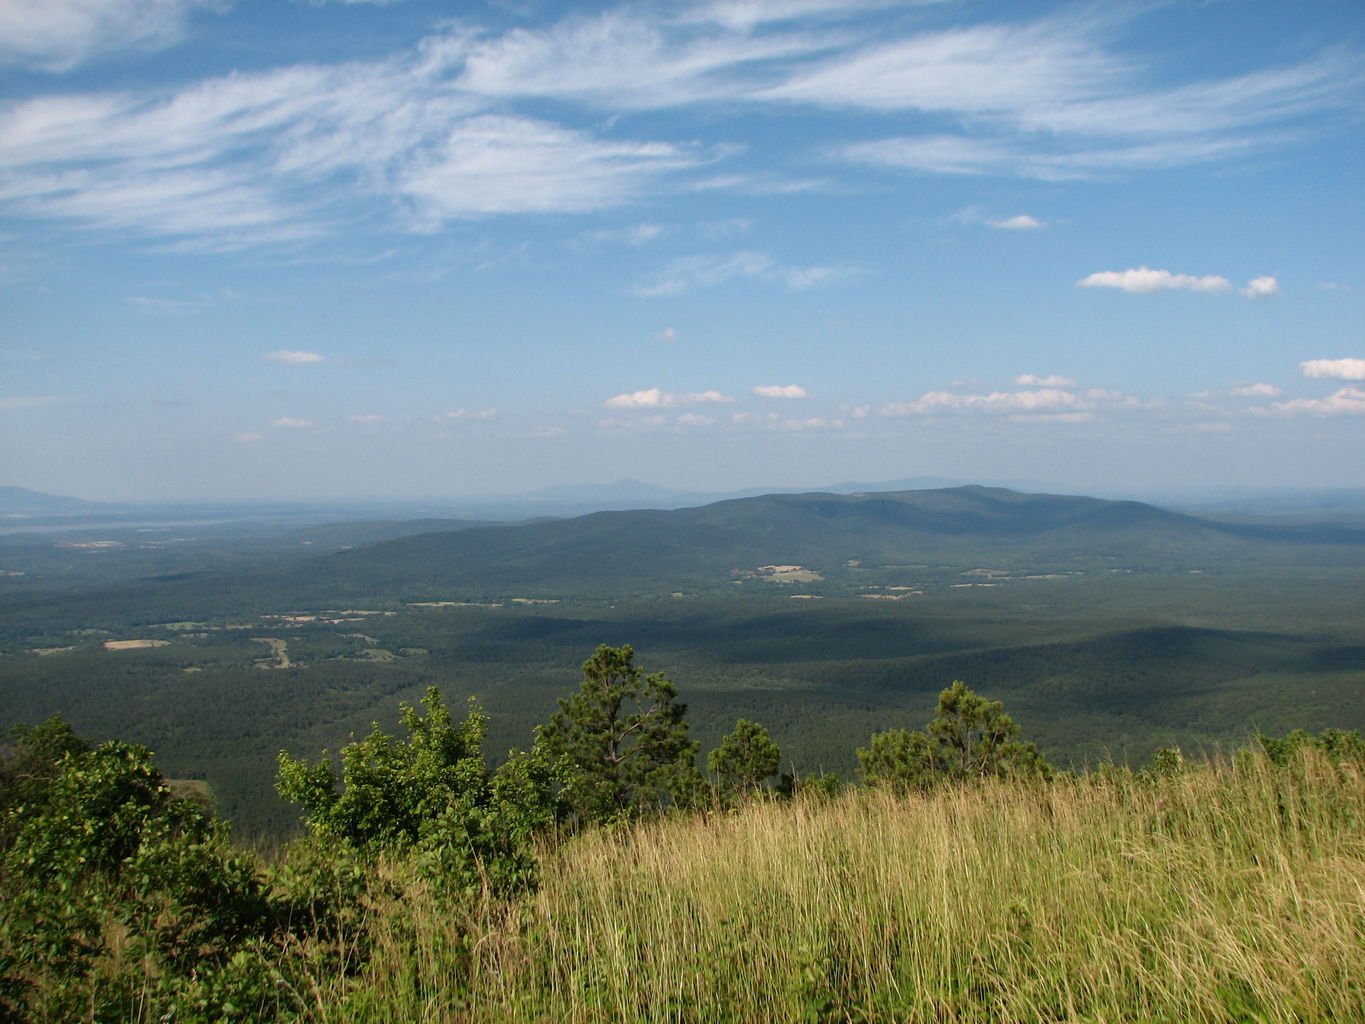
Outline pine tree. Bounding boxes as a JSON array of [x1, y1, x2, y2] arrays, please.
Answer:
[[709, 718, 781, 802], [858, 681, 1050, 791], [535, 644, 700, 824]]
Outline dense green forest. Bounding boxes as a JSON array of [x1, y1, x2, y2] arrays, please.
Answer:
[[2, 487, 1362, 838]]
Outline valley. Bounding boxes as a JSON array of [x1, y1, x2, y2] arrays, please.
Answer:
[[1, 485, 1362, 838]]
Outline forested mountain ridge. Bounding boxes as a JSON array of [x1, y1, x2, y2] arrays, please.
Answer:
[[287, 485, 1365, 601]]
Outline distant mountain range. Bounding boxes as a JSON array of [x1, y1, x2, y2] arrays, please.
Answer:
[[6, 479, 1365, 533], [245, 486, 1365, 603]]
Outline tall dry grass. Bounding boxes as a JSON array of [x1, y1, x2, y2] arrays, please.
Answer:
[[309, 752, 1365, 1023]]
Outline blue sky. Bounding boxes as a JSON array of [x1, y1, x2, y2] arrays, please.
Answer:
[[2, 0, 1362, 502]]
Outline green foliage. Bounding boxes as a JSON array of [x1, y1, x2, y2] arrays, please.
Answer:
[[709, 718, 782, 801], [0, 712, 90, 850], [1257, 727, 1365, 767], [277, 687, 489, 851], [535, 644, 701, 824], [277, 686, 558, 895], [0, 730, 278, 1023], [858, 681, 1050, 791]]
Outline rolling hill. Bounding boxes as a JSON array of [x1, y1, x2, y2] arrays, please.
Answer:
[[277, 486, 1365, 602]]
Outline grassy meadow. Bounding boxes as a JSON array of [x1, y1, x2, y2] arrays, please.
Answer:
[[299, 751, 1364, 1023]]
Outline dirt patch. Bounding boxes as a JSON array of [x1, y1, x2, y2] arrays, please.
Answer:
[[756, 564, 824, 583], [251, 637, 292, 669], [104, 639, 170, 651]]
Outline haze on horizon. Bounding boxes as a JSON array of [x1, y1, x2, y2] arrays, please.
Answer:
[[1, 0, 1361, 504]]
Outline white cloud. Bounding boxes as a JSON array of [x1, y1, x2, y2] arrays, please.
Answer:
[[657, 327, 679, 343], [235, 431, 265, 442], [437, 408, 498, 420], [0, 394, 64, 410], [2, 3, 1358, 252], [0, 0, 220, 72], [881, 384, 1143, 419], [1241, 276, 1280, 299], [1270, 386, 1365, 417], [752, 384, 810, 399], [399, 115, 703, 221], [1230, 382, 1282, 398], [587, 222, 668, 246], [1301, 358, 1365, 381], [126, 296, 202, 315], [990, 214, 1043, 230], [348, 413, 384, 423], [604, 387, 732, 408], [1167, 421, 1233, 434], [1319, 281, 1356, 292], [1015, 374, 1073, 388], [675, 413, 716, 426], [634, 251, 858, 297], [271, 416, 314, 428], [1077, 266, 1232, 294], [264, 349, 325, 365]]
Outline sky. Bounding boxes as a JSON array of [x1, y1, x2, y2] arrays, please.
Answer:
[[1, 0, 1362, 503]]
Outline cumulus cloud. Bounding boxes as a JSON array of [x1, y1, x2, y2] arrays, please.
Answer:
[[235, 432, 265, 442], [675, 412, 716, 426], [657, 327, 679, 343], [271, 416, 314, 428], [1301, 358, 1365, 381], [990, 214, 1043, 229], [1230, 382, 1282, 398], [1242, 276, 1280, 299], [1015, 373, 1074, 388], [752, 384, 810, 399], [348, 413, 384, 423], [264, 349, 325, 364], [1078, 267, 1282, 298], [1270, 386, 1365, 417], [604, 387, 732, 409], [1077, 266, 1232, 294]]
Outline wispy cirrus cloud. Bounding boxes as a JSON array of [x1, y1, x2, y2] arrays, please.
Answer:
[[264, 349, 325, 365], [2, 2, 1353, 253], [0, 0, 221, 72], [633, 251, 859, 296]]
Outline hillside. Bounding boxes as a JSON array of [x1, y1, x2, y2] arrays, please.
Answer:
[[278, 485, 1364, 601]]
